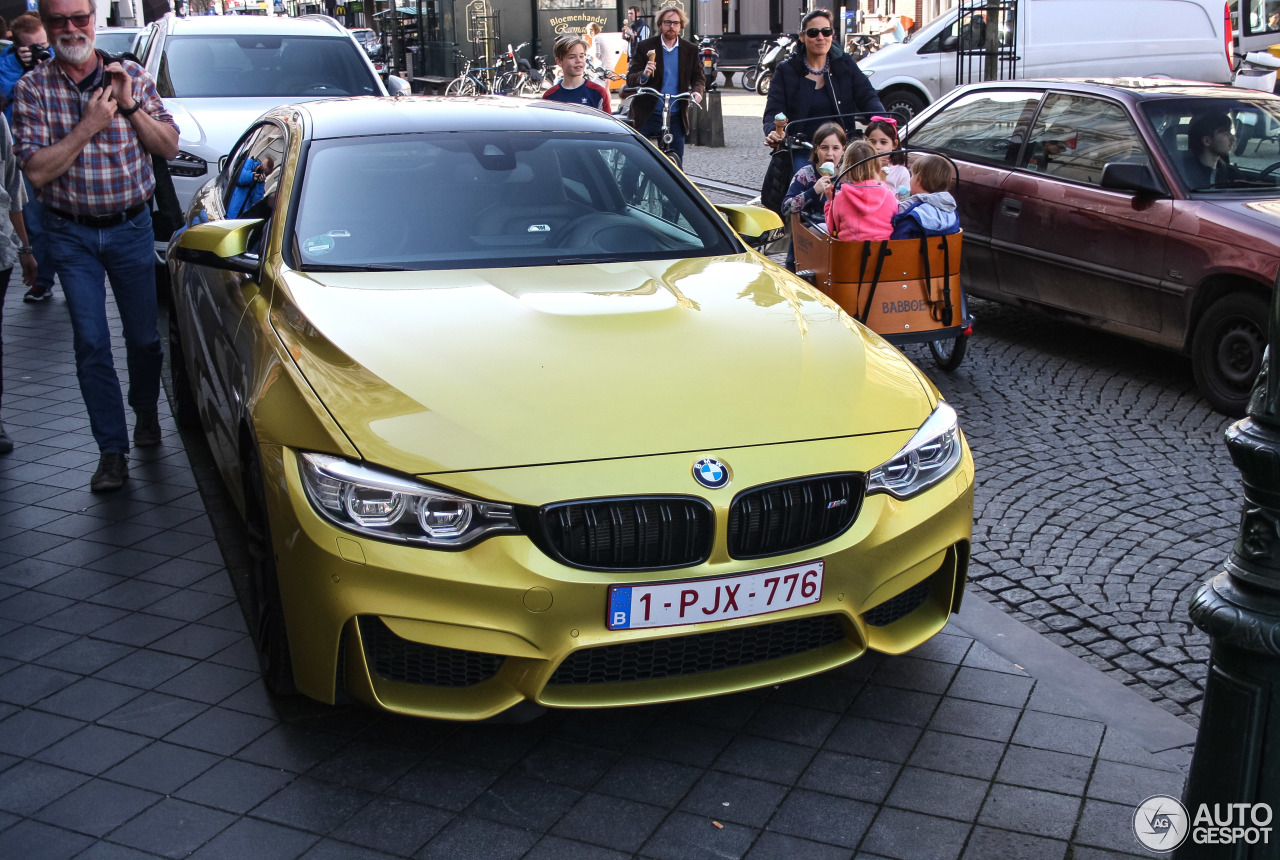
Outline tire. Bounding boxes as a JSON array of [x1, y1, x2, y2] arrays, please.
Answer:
[[928, 333, 968, 372], [244, 450, 297, 696], [756, 70, 772, 96], [1192, 292, 1268, 417], [742, 65, 759, 91], [664, 149, 683, 169], [166, 308, 201, 430], [445, 76, 476, 96], [880, 88, 927, 121]]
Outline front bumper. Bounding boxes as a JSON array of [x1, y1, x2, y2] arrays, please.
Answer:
[[260, 434, 975, 720]]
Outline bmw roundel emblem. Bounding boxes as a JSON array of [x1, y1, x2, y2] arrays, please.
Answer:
[[692, 457, 731, 490]]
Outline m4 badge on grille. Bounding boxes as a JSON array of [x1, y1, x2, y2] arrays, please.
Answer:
[[692, 457, 730, 489]]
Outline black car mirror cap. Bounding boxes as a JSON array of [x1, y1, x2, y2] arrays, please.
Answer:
[[1100, 162, 1168, 197]]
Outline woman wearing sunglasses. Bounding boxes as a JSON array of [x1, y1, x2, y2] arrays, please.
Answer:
[[763, 8, 885, 174]]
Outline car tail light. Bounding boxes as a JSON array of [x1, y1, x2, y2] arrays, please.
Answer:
[[1225, 1, 1233, 76]]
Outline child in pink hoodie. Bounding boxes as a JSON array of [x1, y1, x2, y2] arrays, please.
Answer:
[[824, 140, 897, 241]]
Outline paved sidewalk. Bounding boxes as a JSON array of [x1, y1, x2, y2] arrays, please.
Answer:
[[0, 265, 1200, 857]]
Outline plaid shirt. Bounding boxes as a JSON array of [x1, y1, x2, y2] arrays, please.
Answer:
[[12, 57, 177, 215]]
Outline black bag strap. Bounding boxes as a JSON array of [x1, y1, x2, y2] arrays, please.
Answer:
[[938, 235, 954, 326], [858, 240, 890, 324]]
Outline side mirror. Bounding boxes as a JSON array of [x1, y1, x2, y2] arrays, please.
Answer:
[[386, 75, 412, 96], [1100, 162, 1167, 197], [940, 35, 959, 51], [715, 203, 784, 239], [171, 220, 264, 275]]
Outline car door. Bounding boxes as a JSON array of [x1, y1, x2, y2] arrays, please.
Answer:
[[905, 88, 1044, 299], [182, 121, 288, 471], [993, 91, 1174, 334]]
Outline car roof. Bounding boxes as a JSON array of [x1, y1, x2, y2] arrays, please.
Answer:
[[292, 96, 634, 138], [162, 13, 349, 37], [958, 77, 1277, 102]]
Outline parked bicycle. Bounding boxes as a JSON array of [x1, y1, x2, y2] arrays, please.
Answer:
[[445, 45, 510, 96]]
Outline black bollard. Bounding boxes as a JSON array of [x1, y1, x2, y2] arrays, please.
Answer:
[[1180, 277, 1280, 858]]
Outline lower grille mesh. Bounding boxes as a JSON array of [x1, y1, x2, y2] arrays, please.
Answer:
[[548, 614, 846, 686], [359, 617, 503, 687], [862, 580, 930, 627]]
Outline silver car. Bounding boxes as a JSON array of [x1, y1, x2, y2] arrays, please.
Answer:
[[134, 14, 409, 257]]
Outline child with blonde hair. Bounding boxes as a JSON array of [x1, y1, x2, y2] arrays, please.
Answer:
[[824, 140, 897, 241]]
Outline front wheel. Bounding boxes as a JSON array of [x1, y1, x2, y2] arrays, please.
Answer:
[[244, 450, 297, 696], [166, 308, 201, 430], [756, 70, 772, 96], [879, 88, 926, 121], [928, 333, 968, 372], [1192, 292, 1268, 417], [445, 76, 476, 96], [742, 65, 760, 91]]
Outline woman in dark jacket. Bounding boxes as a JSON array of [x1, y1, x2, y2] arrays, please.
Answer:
[[763, 8, 884, 173]]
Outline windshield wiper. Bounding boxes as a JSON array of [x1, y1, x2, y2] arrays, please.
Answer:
[[301, 263, 408, 272]]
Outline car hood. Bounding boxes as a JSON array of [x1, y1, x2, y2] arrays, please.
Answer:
[[166, 97, 306, 157], [269, 255, 935, 474]]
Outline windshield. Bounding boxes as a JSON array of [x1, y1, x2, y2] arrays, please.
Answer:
[[95, 30, 138, 55], [156, 34, 379, 98], [1144, 97, 1280, 192], [292, 132, 739, 272]]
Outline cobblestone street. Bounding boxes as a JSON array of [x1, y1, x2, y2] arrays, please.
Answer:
[[901, 306, 1234, 727]]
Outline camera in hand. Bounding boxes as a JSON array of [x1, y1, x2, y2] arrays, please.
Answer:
[[21, 43, 51, 69]]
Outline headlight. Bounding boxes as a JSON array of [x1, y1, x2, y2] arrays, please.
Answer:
[[167, 150, 208, 178], [866, 403, 963, 499], [299, 453, 520, 549]]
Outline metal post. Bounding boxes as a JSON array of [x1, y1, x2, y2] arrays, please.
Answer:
[[1180, 273, 1280, 858]]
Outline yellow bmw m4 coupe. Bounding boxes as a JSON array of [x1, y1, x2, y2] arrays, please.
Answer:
[[167, 96, 974, 720]]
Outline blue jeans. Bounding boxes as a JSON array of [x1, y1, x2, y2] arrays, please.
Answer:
[[23, 176, 55, 291], [639, 109, 687, 161], [45, 206, 162, 454]]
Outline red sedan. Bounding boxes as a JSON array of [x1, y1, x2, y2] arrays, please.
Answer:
[[904, 78, 1280, 415]]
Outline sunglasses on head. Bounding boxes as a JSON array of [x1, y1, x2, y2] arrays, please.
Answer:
[[43, 12, 92, 29], [805, 26, 834, 38]]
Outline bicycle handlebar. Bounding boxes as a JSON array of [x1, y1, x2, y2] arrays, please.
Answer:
[[632, 87, 701, 109]]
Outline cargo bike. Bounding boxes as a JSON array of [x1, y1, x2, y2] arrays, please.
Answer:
[[784, 141, 974, 372]]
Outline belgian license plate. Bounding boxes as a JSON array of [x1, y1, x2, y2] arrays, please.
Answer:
[[607, 561, 824, 631]]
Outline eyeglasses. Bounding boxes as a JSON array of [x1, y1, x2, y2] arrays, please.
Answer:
[[659, 18, 682, 27], [805, 26, 835, 38], [42, 12, 93, 30]]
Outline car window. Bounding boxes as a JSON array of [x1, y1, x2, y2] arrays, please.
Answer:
[[1143, 96, 1280, 193], [156, 34, 379, 98], [95, 30, 139, 56], [291, 132, 739, 272], [907, 90, 1041, 165], [1022, 93, 1149, 186], [217, 122, 288, 221], [1245, 0, 1280, 37]]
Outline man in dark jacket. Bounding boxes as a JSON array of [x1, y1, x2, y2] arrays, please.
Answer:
[[625, 3, 704, 162], [763, 8, 884, 173]]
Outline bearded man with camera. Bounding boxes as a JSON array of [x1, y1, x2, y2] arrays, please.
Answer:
[[0, 12, 57, 305], [13, 0, 179, 492]]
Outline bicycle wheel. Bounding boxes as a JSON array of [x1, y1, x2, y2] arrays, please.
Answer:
[[742, 65, 759, 91], [664, 149, 682, 169], [445, 76, 476, 96], [494, 72, 517, 95], [928, 333, 968, 372]]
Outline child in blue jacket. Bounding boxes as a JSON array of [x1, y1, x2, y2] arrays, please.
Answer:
[[890, 154, 960, 240]]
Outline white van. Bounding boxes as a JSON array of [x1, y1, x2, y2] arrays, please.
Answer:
[[860, 0, 1233, 117]]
